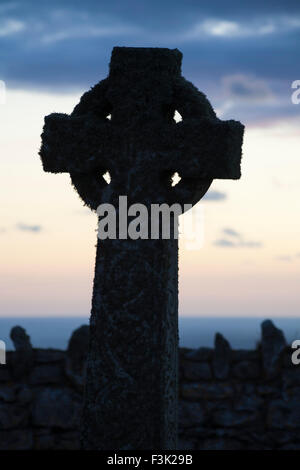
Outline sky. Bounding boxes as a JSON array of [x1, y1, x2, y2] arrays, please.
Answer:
[[0, 0, 299, 318]]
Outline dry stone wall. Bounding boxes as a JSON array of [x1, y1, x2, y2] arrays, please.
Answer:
[[0, 320, 299, 450]]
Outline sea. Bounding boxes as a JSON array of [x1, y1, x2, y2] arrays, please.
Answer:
[[0, 316, 299, 351]]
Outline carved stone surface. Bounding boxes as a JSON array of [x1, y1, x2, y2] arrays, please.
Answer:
[[39, 47, 244, 449]]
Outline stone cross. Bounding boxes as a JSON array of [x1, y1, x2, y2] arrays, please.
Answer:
[[39, 47, 244, 450]]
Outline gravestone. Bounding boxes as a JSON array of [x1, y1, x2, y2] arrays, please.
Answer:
[[10, 326, 34, 380], [39, 47, 244, 449]]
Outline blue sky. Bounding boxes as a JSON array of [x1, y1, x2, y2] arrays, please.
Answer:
[[0, 1, 299, 318]]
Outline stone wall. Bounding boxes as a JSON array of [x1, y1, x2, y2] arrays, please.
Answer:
[[0, 320, 300, 450]]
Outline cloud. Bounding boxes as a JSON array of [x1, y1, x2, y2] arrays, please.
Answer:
[[0, 18, 25, 37], [182, 15, 300, 40], [276, 255, 292, 262], [214, 228, 263, 248], [16, 223, 42, 233], [203, 190, 227, 201], [222, 74, 274, 103], [214, 238, 262, 248], [276, 253, 300, 262], [223, 228, 240, 237], [40, 19, 140, 44], [216, 74, 276, 118], [241, 241, 263, 248], [214, 238, 237, 247], [215, 73, 289, 123]]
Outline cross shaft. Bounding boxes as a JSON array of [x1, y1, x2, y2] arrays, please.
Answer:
[[39, 47, 244, 449]]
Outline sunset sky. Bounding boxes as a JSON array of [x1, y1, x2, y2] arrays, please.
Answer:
[[0, 0, 299, 318]]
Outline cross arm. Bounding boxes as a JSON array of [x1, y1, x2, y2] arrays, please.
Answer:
[[173, 117, 244, 180], [39, 113, 111, 174], [162, 76, 244, 180]]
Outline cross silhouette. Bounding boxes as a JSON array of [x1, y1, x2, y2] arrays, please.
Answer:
[[39, 47, 244, 450]]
